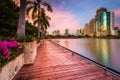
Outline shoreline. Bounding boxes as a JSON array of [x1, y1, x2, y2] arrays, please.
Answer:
[[47, 37, 120, 39]]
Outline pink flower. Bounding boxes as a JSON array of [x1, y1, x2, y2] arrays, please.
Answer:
[[3, 48, 10, 55], [10, 38, 15, 41], [9, 41, 18, 48], [5, 55, 11, 60], [2, 40, 9, 48], [0, 38, 19, 60]]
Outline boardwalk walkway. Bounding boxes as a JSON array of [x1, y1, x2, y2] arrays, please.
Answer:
[[13, 40, 120, 80]]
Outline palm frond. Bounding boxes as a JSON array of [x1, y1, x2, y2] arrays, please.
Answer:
[[46, 16, 51, 20], [26, 6, 34, 15], [40, 8, 45, 17], [32, 7, 37, 19], [36, 0, 41, 3], [43, 24, 48, 29], [42, 2, 53, 12], [40, 25, 45, 30], [33, 19, 38, 26], [33, 14, 38, 20], [46, 20, 50, 27], [26, 1, 34, 6]]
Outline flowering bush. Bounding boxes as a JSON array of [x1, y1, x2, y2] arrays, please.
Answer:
[[0, 38, 23, 67]]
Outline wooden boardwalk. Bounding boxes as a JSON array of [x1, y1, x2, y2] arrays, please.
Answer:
[[13, 40, 120, 80]]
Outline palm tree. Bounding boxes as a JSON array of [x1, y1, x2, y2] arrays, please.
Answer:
[[17, 0, 26, 38], [40, 16, 51, 38], [26, 0, 52, 38], [33, 9, 51, 38]]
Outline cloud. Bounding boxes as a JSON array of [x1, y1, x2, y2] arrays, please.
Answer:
[[113, 9, 120, 28], [114, 9, 120, 17], [47, 9, 81, 34]]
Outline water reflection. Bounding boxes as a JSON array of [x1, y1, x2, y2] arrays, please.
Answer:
[[65, 40, 69, 47], [53, 39, 120, 73], [95, 39, 111, 66]]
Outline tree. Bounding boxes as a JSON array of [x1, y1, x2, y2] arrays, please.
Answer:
[[0, 0, 19, 37], [17, 0, 26, 38], [26, 0, 52, 38], [33, 9, 51, 38]]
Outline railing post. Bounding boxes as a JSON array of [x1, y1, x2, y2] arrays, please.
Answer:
[[104, 67, 107, 76]]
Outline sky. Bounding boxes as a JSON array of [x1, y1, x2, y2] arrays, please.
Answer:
[[43, 0, 120, 34]]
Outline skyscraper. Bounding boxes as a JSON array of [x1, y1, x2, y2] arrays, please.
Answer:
[[95, 8, 114, 36], [95, 8, 107, 36], [88, 18, 95, 36], [110, 11, 115, 35], [64, 29, 69, 36], [83, 23, 89, 36]]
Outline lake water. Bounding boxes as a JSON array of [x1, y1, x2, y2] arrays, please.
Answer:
[[53, 39, 120, 73]]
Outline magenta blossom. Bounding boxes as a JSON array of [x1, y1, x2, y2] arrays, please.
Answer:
[[2, 48, 10, 55], [10, 38, 15, 41], [9, 41, 19, 48], [5, 55, 11, 60], [0, 38, 19, 60]]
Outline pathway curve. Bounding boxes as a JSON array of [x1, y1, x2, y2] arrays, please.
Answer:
[[13, 40, 120, 80]]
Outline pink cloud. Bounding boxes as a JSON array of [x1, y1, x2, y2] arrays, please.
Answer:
[[47, 9, 81, 34], [114, 9, 120, 17]]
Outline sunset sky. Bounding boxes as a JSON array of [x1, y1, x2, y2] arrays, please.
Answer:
[[13, 0, 120, 34], [44, 0, 120, 34]]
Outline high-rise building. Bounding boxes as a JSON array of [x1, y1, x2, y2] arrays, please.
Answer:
[[64, 29, 69, 36], [52, 30, 60, 36], [88, 18, 95, 36], [83, 23, 89, 36], [80, 28, 84, 36], [110, 11, 116, 35], [95, 8, 115, 36], [95, 8, 107, 36]]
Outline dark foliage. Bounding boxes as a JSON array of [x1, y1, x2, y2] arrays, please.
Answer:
[[0, 0, 19, 37], [0, 0, 38, 40]]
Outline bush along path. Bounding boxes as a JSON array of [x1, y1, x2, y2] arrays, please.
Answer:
[[0, 38, 23, 67]]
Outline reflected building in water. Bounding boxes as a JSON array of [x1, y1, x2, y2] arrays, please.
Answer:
[[95, 39, 111, 65], [54, 39, 120, 72]]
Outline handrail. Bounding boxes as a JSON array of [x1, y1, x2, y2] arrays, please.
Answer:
[[49, 40, 120, 78]]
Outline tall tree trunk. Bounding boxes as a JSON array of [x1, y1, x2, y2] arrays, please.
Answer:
[[42, 31, 44, 39], [17, 0, 26, 38], [38, 16, 40, 38], [38, 26, 40, 38]]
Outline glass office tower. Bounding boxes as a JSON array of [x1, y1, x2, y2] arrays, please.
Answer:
[[95, 8, 114, 36], [101, 12, 110, 31]]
